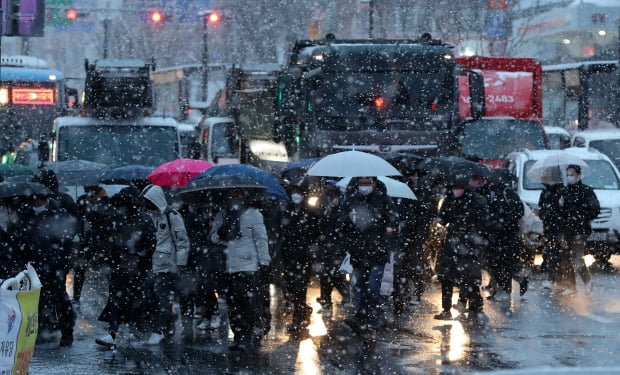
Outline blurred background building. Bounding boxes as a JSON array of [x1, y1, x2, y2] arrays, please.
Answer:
[[1, 0, 619, 79]]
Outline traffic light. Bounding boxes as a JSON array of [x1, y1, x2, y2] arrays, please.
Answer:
[[147, 9, 171, 24], [206, 12, 221, 24], [66, 9, 78, 20]]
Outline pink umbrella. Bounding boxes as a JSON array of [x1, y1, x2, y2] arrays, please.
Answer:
[[147, 159, 214, 187]]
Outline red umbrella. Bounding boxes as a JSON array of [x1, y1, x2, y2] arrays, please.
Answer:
[[147, 159, 214, 187]]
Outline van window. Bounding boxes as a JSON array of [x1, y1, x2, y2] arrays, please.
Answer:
[[573, 137, 586, 147], [590, 139, 620, 170], [523, 159, 620, 190]]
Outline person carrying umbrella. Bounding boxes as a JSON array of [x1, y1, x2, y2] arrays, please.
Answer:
[[210, 188, 271, 352], [434, 172, 489, 321], [23, 190, 78, 347], [139, 184, 190, 345], [338, 176, 398, 337], [556, 165, 600, 295]]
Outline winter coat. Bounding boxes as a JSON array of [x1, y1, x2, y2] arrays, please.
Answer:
[[24, 198, 78, 277], [210, 207, 270, 273], [538, 183, 565, 237], [337, 179, 398, 269], [559, 180, 600, 236], [436, 190, 489, 282], [141, 185, 190, 273], [280, 201, 321, 266]]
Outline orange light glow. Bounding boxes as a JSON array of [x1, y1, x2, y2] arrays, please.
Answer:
[[66, 9, 77, 20], [12, 88, 55, 105], [150, 11, 163, 23], [208, 13, 220, 23], [374, 96, 385, 108]]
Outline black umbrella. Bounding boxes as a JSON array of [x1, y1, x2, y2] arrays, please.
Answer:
[[45, 160, 110, 186], [0, 181, 52, 200], [416, 156, 490, 179], [99, 164, 154, 185], [175, 175, 267, 203]]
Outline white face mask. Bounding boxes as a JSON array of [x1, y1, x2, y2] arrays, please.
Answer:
[[566, 176, 578, 185], [452, 188, 465, 198], [358, 186, 374, 196], [291, 193, 304, 204], [32, 205, 47, 215]]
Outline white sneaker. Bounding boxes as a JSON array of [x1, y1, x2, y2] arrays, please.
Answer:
[[144, 332, 164, 345], [210, 315, 222, 330], [95, 334, 116, 348], [584, 281, 594, 295], [197, 320, 210, 330]]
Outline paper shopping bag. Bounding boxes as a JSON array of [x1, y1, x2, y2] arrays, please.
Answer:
[[0, 264, 41, 375]]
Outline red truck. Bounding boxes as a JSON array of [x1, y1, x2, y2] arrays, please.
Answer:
[[455, 56, 548, 167]]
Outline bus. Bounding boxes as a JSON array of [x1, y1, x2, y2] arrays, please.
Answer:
[[543, 61, 620, 131], [150, 63, 229, 124], [0, 55, 74, 154]]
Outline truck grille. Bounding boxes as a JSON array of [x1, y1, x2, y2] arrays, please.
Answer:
[[592, 207, 612, 224]]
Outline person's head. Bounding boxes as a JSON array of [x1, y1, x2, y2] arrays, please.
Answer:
[[30, 194, 49, 215], [448, 172, 469, 198], [84, 185, 106, 199], [356, 176, 377, 196], [288, 186, 305, 205], [566, 165, 582, 185], [228, 188, 248, 211], [32, 169, 59, 192], [468, 174, 486, 190]]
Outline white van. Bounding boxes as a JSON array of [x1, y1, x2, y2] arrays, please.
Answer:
[[503, 147, 620, 265], [571, 129, 620, 171]]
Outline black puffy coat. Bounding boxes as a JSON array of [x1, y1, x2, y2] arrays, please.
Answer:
[[559, 180, 600, 236], [538, 183, 566, 237], [337, 179, 398, 269], [436, 189, 489, 281]]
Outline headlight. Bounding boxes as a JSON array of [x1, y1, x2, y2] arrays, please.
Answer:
[[307, 196, 319, 207]]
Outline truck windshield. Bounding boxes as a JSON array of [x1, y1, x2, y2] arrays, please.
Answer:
[[460, 119, 547, 160], [312, 70, 452, 131], [523, 159, 620, 190], [57, 125, 178, 167]]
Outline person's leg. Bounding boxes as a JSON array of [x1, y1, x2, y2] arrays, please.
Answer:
[[571, 235, 591, 286], [152, 272, 176, 337]]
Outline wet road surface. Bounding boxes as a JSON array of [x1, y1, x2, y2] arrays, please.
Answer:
[[28, 256, 620, 374]]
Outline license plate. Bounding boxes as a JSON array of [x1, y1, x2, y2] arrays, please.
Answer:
[[588, 232, 607, 242]]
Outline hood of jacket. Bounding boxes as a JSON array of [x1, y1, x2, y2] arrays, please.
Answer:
[[140, 184, 168, 213]]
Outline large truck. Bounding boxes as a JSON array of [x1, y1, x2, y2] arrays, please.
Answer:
[[197, 65, 288, 171], [274, 34, 486, 159], [455, 56, 548, 166], [40, 58, 182, 169]]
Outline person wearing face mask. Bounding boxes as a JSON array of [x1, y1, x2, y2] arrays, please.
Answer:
[[556, 165, 600, 296], [210, 188, 270, 352], [96, 191, 156, 348], [139, 184, 190, 345], [338, 176, 398, 337], [279, 183, 321, 335], [434, 172, 489, 321], [23, 193, 78, 347]]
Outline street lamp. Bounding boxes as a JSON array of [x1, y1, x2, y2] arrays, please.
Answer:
[[199, 10, 222, 103]]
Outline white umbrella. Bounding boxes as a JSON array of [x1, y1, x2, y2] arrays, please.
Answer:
[[306, 150, 401, 177], [337, 176, 417, 200], [526, 150, 591, 185]]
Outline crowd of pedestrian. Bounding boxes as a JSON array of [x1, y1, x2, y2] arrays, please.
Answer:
[[0, 156, 601, 351]]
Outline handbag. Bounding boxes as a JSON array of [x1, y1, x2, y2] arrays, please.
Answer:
[[0, 264, 41, 375], [380, 252, 395, 296]]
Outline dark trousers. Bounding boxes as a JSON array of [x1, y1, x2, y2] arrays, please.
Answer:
[[152, 272, 177, 335], [284, 261, 311, 326], [39, 268, 75, 337], [223, 272, 260, 344]]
